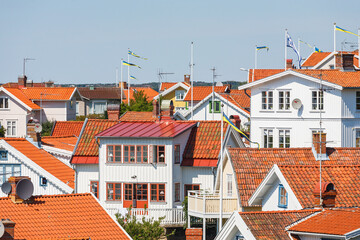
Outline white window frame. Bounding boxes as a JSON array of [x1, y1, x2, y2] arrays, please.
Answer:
[[227, 174, 233, 197], [311, 90, 324, 110], [263, 128, 274, 148], [279, 129, 290, 148], [6, 120, 16, 137], [175, 90, 186, 100], [0, 98, 9, 109], [261, 91, 273, 110], [91, 100, 107, 114], [278, 90, 290, 110]]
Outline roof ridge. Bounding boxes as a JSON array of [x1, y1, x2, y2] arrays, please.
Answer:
[[0, 192, 92, 201], [239, 209, 320, 215], [278, 164, 360, 167]]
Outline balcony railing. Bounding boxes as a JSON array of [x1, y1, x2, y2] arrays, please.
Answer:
[[188, 190, 238, 218], [106, 207, 185, 226]]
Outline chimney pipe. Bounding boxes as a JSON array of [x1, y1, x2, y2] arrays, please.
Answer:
[[107, 104, 120, 120], [17, 76, 27, 88], [1, 219, 15, 240], [184, 75, 190, 85], [313, 182, 337, 208], [286, 59, 293, 69], [152, 100, 159, 120]]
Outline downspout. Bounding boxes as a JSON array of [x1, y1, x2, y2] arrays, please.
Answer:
[[244, 89, 251, 98]]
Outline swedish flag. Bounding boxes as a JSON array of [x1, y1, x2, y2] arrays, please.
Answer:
[[128, 50, 148, 60], [314, 47, 322, 53], [335, 26, 359, 37], [256, 46, 269, 51], [122, 61, 141, 69], [130, 75, 137, 80]]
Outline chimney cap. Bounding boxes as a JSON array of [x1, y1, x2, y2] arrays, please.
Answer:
[[313, 182, 335, 195]]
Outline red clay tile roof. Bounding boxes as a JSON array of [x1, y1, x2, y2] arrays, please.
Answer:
[[3, 87, 41, 110], [160, 82, 190, 91], [96, 121, 196, 138], [0, 193, 130, 240], [219, 89, 251, 114], [20, 87, 76, 100], [51, 121, 84, 137], [302, 52, 332, 67], [279, 165, 360, 208], [42, 136, 78, 152], [4, 138, 75, 188], [72, 119, 119, 164], [120, 111, 157, 121], [240, 210, 320, 239], [248, 69, 284, 82], [183, 86, 228, 101], [78, 87, 124, 100], [182, 121, 228, 167], [228, 147, 360, 207], [124, 87, 158, 103], [288, 209, 360, 236], [2, 82, 47, 88]]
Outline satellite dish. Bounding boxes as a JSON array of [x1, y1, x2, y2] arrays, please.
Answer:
[[34, 123, 42, 133], [1, 182, 12, 195], [292, 98, 302, 110], [16, 178, 34, 200], [0, 221, 4, 238]]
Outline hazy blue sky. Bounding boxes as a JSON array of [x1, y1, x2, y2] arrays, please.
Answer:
[[0, 0, 359, 85]]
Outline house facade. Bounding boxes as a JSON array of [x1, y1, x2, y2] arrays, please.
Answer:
[[155, 80, 190, 112]]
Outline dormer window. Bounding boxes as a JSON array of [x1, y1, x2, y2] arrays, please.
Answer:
[[262, 91, 273, 110], [278, 184, 288, 208]]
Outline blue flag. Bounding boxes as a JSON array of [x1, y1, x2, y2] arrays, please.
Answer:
[[287, 33, 302, 69]]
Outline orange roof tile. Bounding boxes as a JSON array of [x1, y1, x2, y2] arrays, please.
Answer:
[[279, 165, 360, 208], [228, 147, 360, 207], [42, 136, 78, 152], [72, 119, 119, 163], [3, 87, 41, 110], [1, 82, 47, 88], [4, 138, 75, 188], [0, 193, 130, 240], [248, 69, 284, 82], [240, 210, 320, 239], [182, 121, 228, 167], [302, 52, 332, 67], [124, 87, 158, 104], [220, 90, 250, 114], [120, 111, 157, 122], [183, 86, 228, 101], [289, 209, 360, 236], [20, 87, 76, 100], [51, 121, 84, 137], [160, 82, 190, 91]]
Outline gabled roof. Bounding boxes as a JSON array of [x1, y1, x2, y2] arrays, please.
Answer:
[[0, 193, 131, 240], [239, 210, 320, 240], [182, 121, 228, 167], [78, 87, 125, 100], [3, 138, 75, 189], [124, 87, 158, 103], [183, 86, 228, 101], [228, 147, 360, 207], [71, 119, 119, 164], [20, 87, 78, 101], [2, 87, 41, 110], [302, 52, 332, 67], [288, 209, 360, 237], [160, 82, 190, 91], [219, 90, 250, 114], [154, 82, 190, 100], [42, 136, 78, 152], [96, 121, 196, 138], [51, 121, 84, 137], [119, 111, 157, 122], [248, 69, 284, 83], [303, 50, 359, 69]]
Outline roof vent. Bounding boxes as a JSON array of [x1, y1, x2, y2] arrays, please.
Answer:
[[313, 182, 337, 208]]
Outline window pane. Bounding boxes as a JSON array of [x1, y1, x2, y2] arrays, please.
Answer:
[[151, 184, 157, 201], [124, 146, 129, 162], [130, 146, 135, 163], [107, 183, 113, 200], [137, 146, 142, 163], [0, 99, 3, 108], [107, 146, 113, 162], [159, 184, 165, 201], [143, 146, 148, 162], [115, 146, 121, 162], [4, 99, 8, 108], [115, 183, 121, 200]]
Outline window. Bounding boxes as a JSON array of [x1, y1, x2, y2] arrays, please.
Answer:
[[123, 145, 148, 163], [0, 151, 7, 161], [124, 184, 133, 201], [312, 90, 324, 110], [209, 101, 221, 113], [279, 130, 290, 148], [92, 101, 107, 114], [151, 184, 165, 202], [39, 176, 47, 186], [356, 130, 360, 147], [107, 145, 122, 163], [6, 121, 16, 137], [175, 183, 180, 202], [174, 145, 180, 164], [155, 145, 165, 163], [0, 98, 9, 109], [227, 174, 233, 197], [136, 146, 148, 163], [0, 164, 20, 185], [356, 92, 360, 110], [184, 184, 200, 198], [107, 183, 121, 201], [123, 146, 135, 163], [278, 184, 288, 208], [278, 91, 290, 110], [175, 90, 186, 100], [90, 181, 99, 198], [263, 129, 273, 148], [136, 184, 148, 201], [261, 91, 273, 110]]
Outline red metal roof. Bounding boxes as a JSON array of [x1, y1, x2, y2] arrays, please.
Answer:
[[96, 121, 196, 138], [71, 156, 98, 164]]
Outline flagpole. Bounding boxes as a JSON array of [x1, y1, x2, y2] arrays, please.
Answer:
[[219, 103, 224, 231], [298, 38, 301, 58], [285, 29, 288, 70], [333, 23, 336, 52], [190, 42, 194, 120], [120, 58, 123, 104], [116, 67, 118, 88], [127, 49, 130, 106], [254, 45, 257, 82], [358, 28, 360, 68]]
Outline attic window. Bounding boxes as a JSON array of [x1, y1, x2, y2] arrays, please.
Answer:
[[40, 176, 47, 186], [0, 151, 7, 160], [278, 184, 288, 208]]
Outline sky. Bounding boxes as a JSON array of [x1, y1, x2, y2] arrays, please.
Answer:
[[0, 0, 359, 85]]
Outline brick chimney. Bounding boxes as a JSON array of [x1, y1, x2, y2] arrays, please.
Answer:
[[313, 182, 337, 208], [159, 100, 174, 122], [26, 79, 33, 87], [45, 81, 54, 88], [335, 53, 354, 71], [17, 75, 27, 88], [286, 59, 293, 69], [119, 81, 128, 89], [230, 115, 241, 129], [184, 75, 190, 85], [185, 228, 202, 240], [153, 100, 160, 119], [27, 121, 41, 144], [312, 133, 326, 155], [107, 104, 120, 120], [8, 176, 33, 204], [0, 219, 15, 240]]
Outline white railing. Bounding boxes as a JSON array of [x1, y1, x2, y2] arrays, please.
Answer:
[[107, 207, 185, 226], [188, 190, 238, 216]]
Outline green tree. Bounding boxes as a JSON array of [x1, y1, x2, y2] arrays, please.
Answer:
[[0, 126, 6, 137], [41, 121, 54, 136], [116, 206, 174, 240], [128, 90, 153, 112]]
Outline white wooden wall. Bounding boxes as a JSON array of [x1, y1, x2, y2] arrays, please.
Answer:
[[76, 164, 99, 194]]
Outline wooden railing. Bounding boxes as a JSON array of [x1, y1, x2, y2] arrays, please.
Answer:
[[106, 207, 185, 226], [188, 190, 238, 216]]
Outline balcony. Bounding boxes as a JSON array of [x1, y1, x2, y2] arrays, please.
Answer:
[[188, 190, 238, 219]]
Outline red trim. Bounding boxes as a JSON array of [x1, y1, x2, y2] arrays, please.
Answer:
[[71, 156, 98, 164], [106, 182, 122, 201], [150, 184, 166, 202], [181, 158, 218, 167], [90, 181, 99, 199], [174, 145, 180, 164]]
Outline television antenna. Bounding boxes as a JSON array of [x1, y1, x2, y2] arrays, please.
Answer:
[[210, 67, 221, 120], [157, 69, 174, 117], [23, 58, 35, 76]]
